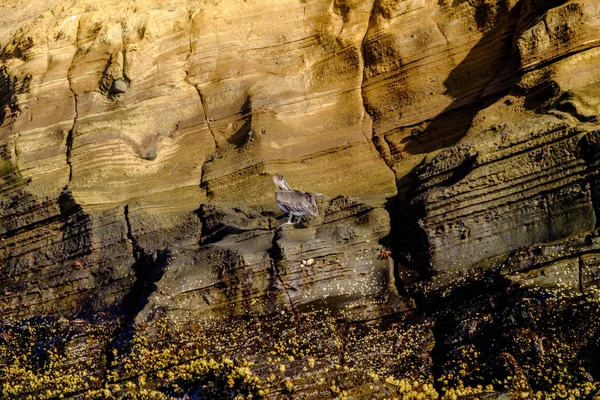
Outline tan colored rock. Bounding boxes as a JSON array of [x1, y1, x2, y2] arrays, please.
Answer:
[[0, 0, 396, 212], [362, 0, 521, 183], [392, 1, 600, 286], [186, 0, 396, 204], [4, 0, 600, 398], [516, 1, 600, 72], [1, 0, 395, 318], [0, 194, 135, 318], [66, 8, 213, 208], [406, 117, 597, 285]]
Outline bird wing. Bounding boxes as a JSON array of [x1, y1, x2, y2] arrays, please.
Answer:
[[275, 190, 319, 216]]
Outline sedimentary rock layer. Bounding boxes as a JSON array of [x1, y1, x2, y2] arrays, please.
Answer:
[[0, 0, 397, 321], [407, 118, 597, 283], [2, 0, 600, 398], [137, 196, 411, 326]]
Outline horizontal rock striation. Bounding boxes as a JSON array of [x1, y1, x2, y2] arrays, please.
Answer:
[[0, 198, 425, 399], [185, 0, 396, 204], [2, 0, 600, 398], [405, 119, 598, 284], [362, 0, 522, 182], [0, 0, 396, 321], [0, 191, 135, 318], [392, 0, 600, 288], [136, 196, 411, 326]]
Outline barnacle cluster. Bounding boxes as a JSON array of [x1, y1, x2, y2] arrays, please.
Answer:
[[2, 258, 600, 400], [0, 308, 438, 399], [0, 316, 114, 399], [0, 315, 268, 399], [432, 271, 600, 400]]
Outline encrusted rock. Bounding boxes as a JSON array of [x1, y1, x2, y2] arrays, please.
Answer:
[[2, 0, 600, 398], [137, 196, 412, 325]]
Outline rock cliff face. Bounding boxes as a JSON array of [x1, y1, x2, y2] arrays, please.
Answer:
[[2, 0, 600, 398]]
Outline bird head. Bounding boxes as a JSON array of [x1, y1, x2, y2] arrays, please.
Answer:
[[272, 174, 292, 190]]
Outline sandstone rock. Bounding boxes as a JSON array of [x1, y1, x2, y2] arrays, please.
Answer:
[[0, 0, 397, 319], [2, 0, 600, 398], [0, 191, 135, 319], [404, 118, 597, 285], [186, 0, 397, 204], [136, 196, 411, 325], [488, 229, 600, 296], [273, 196, 412, 321], [516, 1, 600, 72], [362, 0, 522, 185]]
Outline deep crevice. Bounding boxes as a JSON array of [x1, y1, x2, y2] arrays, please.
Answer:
[[184, 24, 219, 200], [183, 20, 218, 152], [65, 20, 80, 188], [193, 85, 218, 152], [65, 126, 74, 183], [358, 0, 411, 300], [121, 205, 170, 317], [268, 229, 298, 326], [359, 0, 387, 156], [102, 205, 171, 380], [0, 66, 20, 127]]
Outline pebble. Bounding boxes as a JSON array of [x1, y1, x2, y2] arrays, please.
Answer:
[[110, 79, 128, 94]]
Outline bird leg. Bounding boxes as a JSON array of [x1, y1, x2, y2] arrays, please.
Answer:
[[277, 213, 295, 228]]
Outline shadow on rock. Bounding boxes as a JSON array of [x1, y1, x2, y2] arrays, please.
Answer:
[[106, 246, 171, 363], [421, 269, 600, 397], [400, 1, 520, 158]]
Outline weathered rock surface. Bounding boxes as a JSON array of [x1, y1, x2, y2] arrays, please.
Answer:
[[2, 0, 600, 398], [137, 196, 411, 326], [1, 198, 428, 399], [0, 191, 135, 318], [395, 1, 600, 287], [363, 0, 522, 182], [405, 119, 597, 285], [0, 0, 396, 322]]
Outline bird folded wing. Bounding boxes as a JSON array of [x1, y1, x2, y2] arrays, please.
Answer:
[[275, 190, 319, 216]]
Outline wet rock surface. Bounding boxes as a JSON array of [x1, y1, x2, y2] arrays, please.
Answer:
[[2, 0, 600, 398], [136, 196, 411, 327], [0, 197, 428, 399]]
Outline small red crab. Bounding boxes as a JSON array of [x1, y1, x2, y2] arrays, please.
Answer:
[[377, 247, 392, 260], [182, 342, 201, 350]]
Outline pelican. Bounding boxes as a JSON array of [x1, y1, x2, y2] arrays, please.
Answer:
[[273, 174, 319, 225]]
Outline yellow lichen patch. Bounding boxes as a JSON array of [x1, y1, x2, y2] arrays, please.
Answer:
[[2, 285, 599, 400], [0, 317, 114, 399]]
